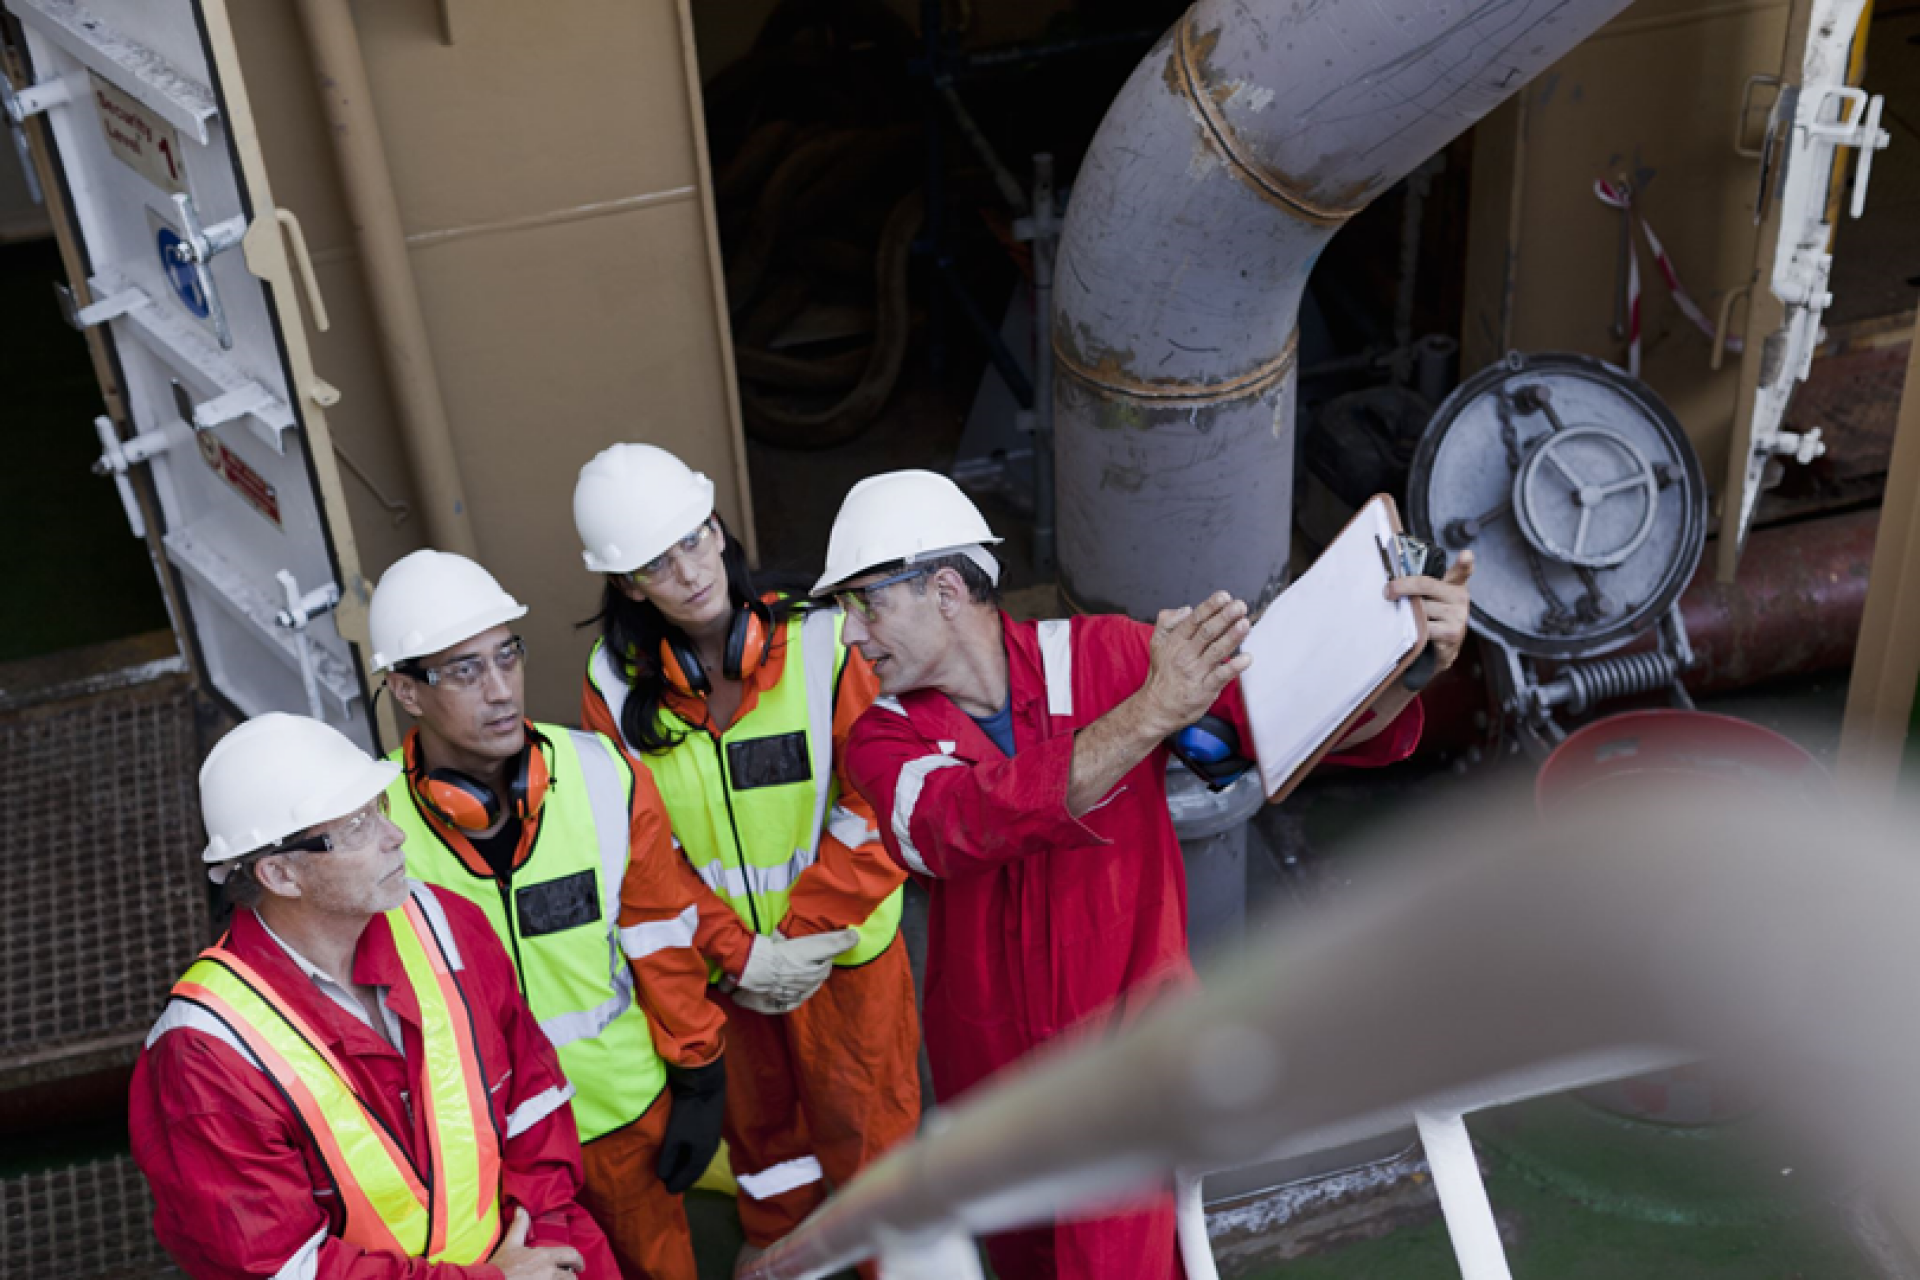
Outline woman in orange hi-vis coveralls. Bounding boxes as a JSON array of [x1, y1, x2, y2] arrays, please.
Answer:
[[572, 444, 922, 1273]]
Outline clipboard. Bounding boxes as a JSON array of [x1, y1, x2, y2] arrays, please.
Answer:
[[1238, 494, 1430, 804]]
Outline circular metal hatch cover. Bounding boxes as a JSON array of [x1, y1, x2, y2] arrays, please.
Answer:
[[1406, 352, 1707, 661]]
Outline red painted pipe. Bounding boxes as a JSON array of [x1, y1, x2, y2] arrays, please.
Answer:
[[1413, 508, 1879, 757]]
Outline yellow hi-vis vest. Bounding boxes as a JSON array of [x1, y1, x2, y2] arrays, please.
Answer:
[[588, 606, 903, 973], [169, 884, 503, 1264], [388, 725, 667, 1142]]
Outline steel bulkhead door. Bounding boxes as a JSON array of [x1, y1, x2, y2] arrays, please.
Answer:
[[5, 0, 376, 747]]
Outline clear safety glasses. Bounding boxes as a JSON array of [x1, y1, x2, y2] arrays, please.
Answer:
[[833, 567, 929, 622], [278, 793, 392, 856], [398, 635, 526, 690], [627, 520, 715, 586]]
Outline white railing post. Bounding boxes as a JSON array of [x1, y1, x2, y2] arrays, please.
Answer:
[[1414, 1112, 1514, 1280]]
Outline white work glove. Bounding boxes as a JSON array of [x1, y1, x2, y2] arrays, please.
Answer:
[[732, 928, 860, 1015]]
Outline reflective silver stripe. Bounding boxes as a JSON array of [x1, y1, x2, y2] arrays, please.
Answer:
[[406, 880, 465, 970], [1037, 618, 1074, 717], [827, 803, 878, 849], [146, 998, 261, 1065], [801, 607, 841, 857], [505, 1082, 575, 1140], [873, 695, 907, 717], [691, 848, 815, 900], [272, 1226, 328, 1280], [540, 959, 634, 1049], [891, 755, 967, 876], [571, 730, 633, 924], [620, 904, 699, 959], [588, 640, 635, 754], [735, 1155, 825, 1201]]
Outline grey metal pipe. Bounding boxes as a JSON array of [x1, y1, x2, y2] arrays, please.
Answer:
[[742, 790, 1920, 1279], [292, 0, 478, 557], [1053, 0, 1637, 617]]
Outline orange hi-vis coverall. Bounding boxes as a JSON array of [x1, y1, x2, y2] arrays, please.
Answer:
[[584, 601, 922, 1249], [392, 724, 725, 1280]]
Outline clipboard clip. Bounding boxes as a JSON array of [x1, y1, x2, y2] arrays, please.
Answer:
[[1379, 534, 1447, 692]]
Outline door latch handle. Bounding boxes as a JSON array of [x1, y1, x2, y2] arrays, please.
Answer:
[[167, 191, 248, 349]]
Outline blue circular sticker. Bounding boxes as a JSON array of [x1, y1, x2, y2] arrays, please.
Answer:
[[155, 226, 210, 319]]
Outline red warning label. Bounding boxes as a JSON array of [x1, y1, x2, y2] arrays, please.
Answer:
[[198, 431, 283, 528]]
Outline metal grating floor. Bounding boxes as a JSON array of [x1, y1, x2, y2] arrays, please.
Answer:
[[0, 681, 206, 1078], [0, 1154, 177, 1279]]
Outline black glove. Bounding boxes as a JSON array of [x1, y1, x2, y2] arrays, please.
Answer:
[[655, 1058, 726, 1195]]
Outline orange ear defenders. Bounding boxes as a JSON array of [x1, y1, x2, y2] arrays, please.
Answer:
[[659, 598, 773, 696], [415, 725, 552, 832]]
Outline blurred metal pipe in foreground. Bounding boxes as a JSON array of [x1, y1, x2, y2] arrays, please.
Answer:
[[743, 791, 1920, 1278]]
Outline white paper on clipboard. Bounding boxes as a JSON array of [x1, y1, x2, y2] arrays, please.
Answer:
[[1238, 496, 1422, 797]]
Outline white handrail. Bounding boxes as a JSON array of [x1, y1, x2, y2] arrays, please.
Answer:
[[740, 790, 1920, 1279]]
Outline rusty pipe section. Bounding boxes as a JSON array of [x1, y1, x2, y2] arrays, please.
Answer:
[[1054, 0, 1637, 616]]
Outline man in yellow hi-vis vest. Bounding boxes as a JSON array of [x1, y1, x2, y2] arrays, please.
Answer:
[[131, 712, 615, 1279], [370, 550, 727, 1280]]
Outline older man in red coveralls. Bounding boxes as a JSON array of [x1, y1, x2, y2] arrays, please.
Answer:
[[814, 471, 1473, 1280], [131, 712, 618, 1280]]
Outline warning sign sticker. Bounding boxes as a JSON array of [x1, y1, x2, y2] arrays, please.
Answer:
[[92, 74, 187, 196], [198, 430, 283, 528]]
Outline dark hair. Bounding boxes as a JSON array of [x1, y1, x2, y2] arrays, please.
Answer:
[[223, 858, 267, 911], [909, 553, 1000, 606], [581, 515, 804, 755]]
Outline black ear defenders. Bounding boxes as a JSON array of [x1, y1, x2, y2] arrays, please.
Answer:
[[660, 598, 774, 697], [416, 725, 553, 832]]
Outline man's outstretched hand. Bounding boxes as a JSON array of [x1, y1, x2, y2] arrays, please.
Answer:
[[1137, 591, 1253, 737]]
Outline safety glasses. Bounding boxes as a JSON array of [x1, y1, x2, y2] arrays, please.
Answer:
[[277, 793, 392, 856], [627, 520, 715, 586], [397, 635, 526, 690], [833, 567, 929, 621]]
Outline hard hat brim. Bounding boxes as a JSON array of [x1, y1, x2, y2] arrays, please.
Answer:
[[203, 756, 402, 882], [811, 537, 1004, 597], [580, 479, 717, 575], [370, 599, 530, 671]]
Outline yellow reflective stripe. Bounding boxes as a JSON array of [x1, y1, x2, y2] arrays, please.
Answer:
[[389, 897, 502, 1263]]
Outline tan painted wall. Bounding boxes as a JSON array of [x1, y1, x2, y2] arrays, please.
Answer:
[[223, 0, 750, 726], [1463, 0, 1794, 493]]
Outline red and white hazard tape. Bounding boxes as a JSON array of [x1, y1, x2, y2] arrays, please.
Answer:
[[1593, 177, 1741, 377]]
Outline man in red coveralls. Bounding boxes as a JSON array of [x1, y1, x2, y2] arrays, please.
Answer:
[[131, 712, 619, 1280], [815, 471, 1473, 1280]]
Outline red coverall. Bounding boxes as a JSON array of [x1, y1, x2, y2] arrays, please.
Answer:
[[583, 624, 922, 1249], [130, 886, 619, 1280], [843, 612, 1422, 1280]]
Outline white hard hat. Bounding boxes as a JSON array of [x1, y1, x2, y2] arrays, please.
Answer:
[[573, 443, 717, 575], [813, 470, 1002, 596], [200, 713, 400, 882], [369, 549, 528, 672]]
